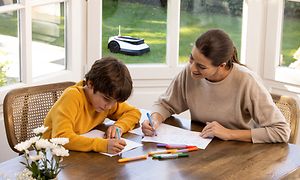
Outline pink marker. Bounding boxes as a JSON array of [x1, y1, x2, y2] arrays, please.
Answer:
[[165, 144, 197, 149]]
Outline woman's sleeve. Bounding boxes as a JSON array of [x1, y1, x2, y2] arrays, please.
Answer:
[[152, 67, 189, 120], [245, 77, 291, 143]]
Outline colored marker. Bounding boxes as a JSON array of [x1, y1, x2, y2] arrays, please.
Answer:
[[148, 149, 178, 156], [146, 112, 157, 136], [152, 153, 189, 159], [118, 155, 147, 163], [176, 147, 199, 153], [157, 143, 167, 147], [165, 144, 197, 149], [116, 127, 121, 139]]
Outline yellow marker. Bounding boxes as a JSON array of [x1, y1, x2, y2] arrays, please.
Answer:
[[118, 155, 147, 163], [148, 149, 178, 156]]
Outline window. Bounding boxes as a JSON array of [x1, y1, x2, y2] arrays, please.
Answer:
[[264, 0, 300, 85], [179, 0, 243, 63], [32, 2, 66, 78], [88, 0, 244, 79], [0, 0, 83, 102], [0, 9, 20, 86], [102, 0, 167, 64]]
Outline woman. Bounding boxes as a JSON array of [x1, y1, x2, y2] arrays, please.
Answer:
[[142, 29, 290, 143]]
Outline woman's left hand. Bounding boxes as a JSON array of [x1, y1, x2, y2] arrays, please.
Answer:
[[106, 125, 123, 139], [200, 121, 232, 140]]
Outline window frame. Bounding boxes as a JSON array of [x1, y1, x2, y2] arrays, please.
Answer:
[[263, 0, 300, 85], [0, 0, 85, 103], [87, 0, 184, 80]]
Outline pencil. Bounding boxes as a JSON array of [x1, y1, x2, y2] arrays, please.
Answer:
[[118, 155, 147, 163]]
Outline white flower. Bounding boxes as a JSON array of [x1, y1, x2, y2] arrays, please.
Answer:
[[33, 125, 48, 135], [50, 138, 69, 145], [14, 140, 32, 152], [16, 168, 35, 180], [35, 139, 53, 150], [51, 146, 69, 157], [16, 126, 69, 179], [29, 154, 44, 162], [28, 136, 39, 144]]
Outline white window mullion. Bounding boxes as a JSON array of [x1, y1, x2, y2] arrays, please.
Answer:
[[0, 4, 24, 13], [86, 0, 101, 71], [30, 0, 67, 7], [263, 0, 284, 80], [19, 0, 32, 84], [166, 0, 180, 68]]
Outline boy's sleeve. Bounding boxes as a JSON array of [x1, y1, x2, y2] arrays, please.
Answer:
[[44, 89, 109, 152], [108, 102, 141, 133]]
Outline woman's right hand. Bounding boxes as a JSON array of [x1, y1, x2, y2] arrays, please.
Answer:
[[107, 139, 126, 154], [142, 112, 163, 136], [142, 119, 159, 136]]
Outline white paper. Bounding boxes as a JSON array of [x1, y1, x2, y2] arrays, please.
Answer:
[[129, 109, 150, 136], [81, 130, 143, 157], [141, 123, 213, 149]]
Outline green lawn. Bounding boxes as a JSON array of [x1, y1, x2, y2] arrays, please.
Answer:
[[0, 2, 299, 66]]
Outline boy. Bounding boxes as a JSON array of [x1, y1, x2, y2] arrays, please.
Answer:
[[43, 57, 141, 154]]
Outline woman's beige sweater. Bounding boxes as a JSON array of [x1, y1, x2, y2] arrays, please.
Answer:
[[152, 63, 291, 143]]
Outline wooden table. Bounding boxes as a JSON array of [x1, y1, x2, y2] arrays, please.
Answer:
[[1, 116, 300, 180]]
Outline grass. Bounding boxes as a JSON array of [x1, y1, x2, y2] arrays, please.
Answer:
[[0, 1, 299, 66]]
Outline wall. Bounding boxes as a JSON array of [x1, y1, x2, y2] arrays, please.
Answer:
[[0, 107, 18, 162]]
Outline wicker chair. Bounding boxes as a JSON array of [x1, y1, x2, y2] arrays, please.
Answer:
[[3, 81, 75, 153], [271, 93, 300, 144]]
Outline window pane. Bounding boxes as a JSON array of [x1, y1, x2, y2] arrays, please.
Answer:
[[0, 10, 20, 87], [281, 0, 300, 69], [102, 0, 167, 64], [179, 0, 243, 63], [32, 2, 66, 78], [0, 0, 18, 6]]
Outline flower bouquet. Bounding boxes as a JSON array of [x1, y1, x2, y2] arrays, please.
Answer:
[[15, 126, 69, 180]]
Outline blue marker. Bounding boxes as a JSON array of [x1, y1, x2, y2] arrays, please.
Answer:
[[146, 112, 157, 136], [116, 127, 121, 139]]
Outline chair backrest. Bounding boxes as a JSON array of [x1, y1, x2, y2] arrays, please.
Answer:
[[271, 94, 300, 144], [3, 81, 75, 153]]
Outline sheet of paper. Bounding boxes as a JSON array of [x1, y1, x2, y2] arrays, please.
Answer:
[[129, 109, 150, 136], [141, 123, 213, 149], [81, 130, 143, 157]]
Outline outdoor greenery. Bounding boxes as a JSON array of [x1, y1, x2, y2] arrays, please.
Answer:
[[0, 0, 299, 87], [102, 0, 299, 65]]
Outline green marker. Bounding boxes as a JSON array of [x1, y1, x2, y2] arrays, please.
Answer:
[[152, 153, 189, 159]]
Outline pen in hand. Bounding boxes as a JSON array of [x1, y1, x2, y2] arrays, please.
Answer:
[[146, 112, 157, 136], [115, 127, 122, 156], [116, 127, 121, 139]]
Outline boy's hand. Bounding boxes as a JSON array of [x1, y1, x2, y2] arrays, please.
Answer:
[[107, 139, 126, 154], [106, 125, 123, 139], [142, 119, 159, 136]]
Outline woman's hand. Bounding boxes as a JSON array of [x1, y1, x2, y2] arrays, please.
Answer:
[[142, 119, 159, 136], [200, 121, 232, 140], [107, 139, 126, 154], [142, 112, 164, 136], [106, 125, 122, 139]]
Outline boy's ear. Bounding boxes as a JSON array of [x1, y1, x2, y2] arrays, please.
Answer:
[[87, 80, 93, 89]]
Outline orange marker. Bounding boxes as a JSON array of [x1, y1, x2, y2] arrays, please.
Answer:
[[118, 155, 147, 163], [148, 149, 178, 156]]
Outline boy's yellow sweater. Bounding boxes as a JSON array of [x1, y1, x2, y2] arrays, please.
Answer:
[[43, 81, 141, 152]]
